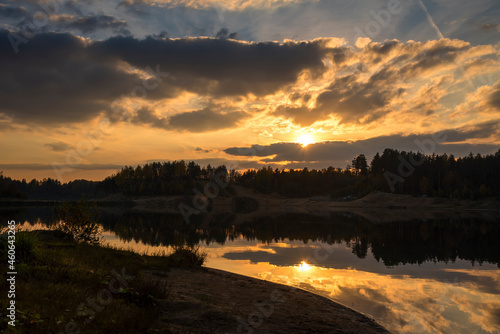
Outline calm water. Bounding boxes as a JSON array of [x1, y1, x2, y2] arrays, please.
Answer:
[[4, 207, 500, 334]]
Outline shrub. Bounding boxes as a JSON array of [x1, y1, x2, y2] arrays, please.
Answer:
[[53, 199, 101, 244], [169, 245, 207, 267]]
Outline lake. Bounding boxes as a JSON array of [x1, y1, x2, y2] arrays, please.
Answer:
[[4, 206, 500, 334]]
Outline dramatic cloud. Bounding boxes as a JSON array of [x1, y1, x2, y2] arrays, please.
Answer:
[[273, 39, 500, 126], [0, 31, 143, 124], [2, 30, 499, 134], [90, 35, 330, 97], [0, 30, 331, 128]]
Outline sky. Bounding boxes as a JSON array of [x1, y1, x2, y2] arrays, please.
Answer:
[[0, 0, 499, 181]]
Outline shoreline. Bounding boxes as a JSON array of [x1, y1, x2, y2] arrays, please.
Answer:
[[0, 229, 390, 333], [147, 266, 390, 333]]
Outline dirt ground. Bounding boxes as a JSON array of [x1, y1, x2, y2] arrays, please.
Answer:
[[145, 267, 390, 334]]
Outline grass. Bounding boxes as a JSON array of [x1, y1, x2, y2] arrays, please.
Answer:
[[14, 231, 39, 263], [0, 231, 207, 333]]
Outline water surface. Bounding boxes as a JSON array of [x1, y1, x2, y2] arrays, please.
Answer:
[[5, 207, 500, 334]]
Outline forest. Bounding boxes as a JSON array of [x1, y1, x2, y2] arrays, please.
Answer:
[[1, 148, 499, 200]]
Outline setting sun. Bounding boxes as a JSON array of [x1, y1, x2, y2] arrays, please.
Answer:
[[297, 134, 315, 147], [298, 261, 312, 271]]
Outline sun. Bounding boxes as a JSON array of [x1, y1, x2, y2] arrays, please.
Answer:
[[297, 261, 312, 271], [297, 134, 315, 147]]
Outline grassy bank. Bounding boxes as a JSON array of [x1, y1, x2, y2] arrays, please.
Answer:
[[0, 199, 136, 208], [0, 230, 206, 333]]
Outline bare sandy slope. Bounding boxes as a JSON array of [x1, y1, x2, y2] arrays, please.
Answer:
[[128, 185, 499, 224], [146, 267, 390, 334]]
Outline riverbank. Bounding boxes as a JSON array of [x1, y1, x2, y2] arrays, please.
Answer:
[[148, 267, 389, 334], [0, 231, 389, 333]]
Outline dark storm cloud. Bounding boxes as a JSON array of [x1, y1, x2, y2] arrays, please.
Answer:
[[224, 121, 500, 166], [90, 35, 329, 97], [0, 30, 329, 128], [0, 31, 144, 124]]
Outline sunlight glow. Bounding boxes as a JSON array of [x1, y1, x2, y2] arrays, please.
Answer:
[[297, 134, 315, 147], [298, 261, 312, 271]]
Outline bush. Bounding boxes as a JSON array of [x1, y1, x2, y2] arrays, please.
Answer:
[[53, 199, 101, 244], [169, 245, 207, 267]]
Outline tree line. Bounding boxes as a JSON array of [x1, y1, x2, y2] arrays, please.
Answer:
[[235, 149, 500, 199], [1, 148, 499, 200]]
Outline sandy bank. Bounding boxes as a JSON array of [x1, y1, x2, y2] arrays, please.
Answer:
[[127, 186, 499, 224], [145, 267, 390, 334]]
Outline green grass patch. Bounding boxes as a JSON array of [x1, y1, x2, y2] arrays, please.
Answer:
[[0, 231, 206, 333]]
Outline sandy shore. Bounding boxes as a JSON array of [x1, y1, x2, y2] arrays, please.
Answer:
[[145, 267, 390, 334]]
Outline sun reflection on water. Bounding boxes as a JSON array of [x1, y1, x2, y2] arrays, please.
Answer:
[[28, 223, 497, 334], [297, 261, 312, 271]]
